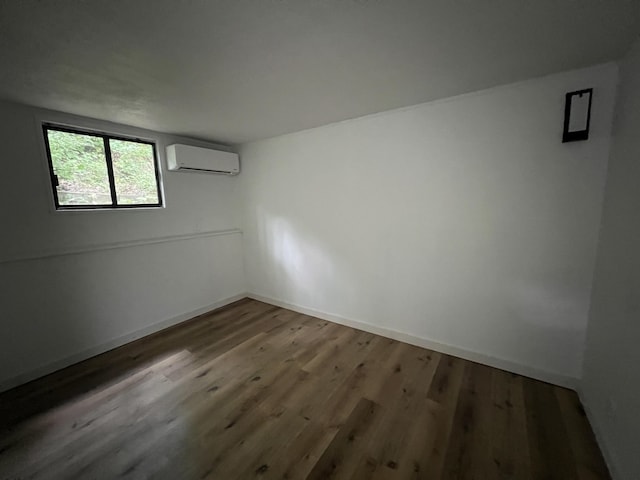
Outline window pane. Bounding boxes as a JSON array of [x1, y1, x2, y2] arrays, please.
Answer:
[[47, 129, 111, 206], [109, 139, 159, 205]]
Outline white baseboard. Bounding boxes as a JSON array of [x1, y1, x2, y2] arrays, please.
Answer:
[[0, 292, 247, 393], [577, 387, 624, 480], [248, 292, 578, 389]]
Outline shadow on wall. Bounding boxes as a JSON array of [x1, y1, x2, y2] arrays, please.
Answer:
[[254, 205, 381, 318], [265, 212, 342, 303]]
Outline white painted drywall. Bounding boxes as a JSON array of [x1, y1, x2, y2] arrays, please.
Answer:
[[581, 39, 640, 480], [239, 63, 618, 384], [0, 100, 245, 390]]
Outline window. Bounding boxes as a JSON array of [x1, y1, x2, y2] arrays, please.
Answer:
[[42, 124, 163, 210]]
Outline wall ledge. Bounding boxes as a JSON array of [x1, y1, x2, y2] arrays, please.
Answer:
[[1, 228, 242, 264]]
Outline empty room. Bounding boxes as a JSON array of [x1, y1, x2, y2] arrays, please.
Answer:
[[1, 1, 639, 479]]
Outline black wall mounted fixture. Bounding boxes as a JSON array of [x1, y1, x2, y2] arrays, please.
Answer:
[[562, 88, 593, 143]]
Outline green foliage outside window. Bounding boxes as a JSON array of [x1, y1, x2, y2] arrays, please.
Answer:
[[46, 128, 160, 207]]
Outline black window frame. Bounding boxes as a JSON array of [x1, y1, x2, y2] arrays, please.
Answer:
[[42, 123, 164, 210]]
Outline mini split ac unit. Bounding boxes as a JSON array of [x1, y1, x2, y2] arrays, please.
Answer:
[[166, 144, 240, 175]]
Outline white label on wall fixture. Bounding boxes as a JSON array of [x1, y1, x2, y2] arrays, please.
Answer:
[[568, 93, 590, 132]]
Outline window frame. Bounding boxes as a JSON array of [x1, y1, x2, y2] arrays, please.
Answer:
[[42, 123, 164, 210]]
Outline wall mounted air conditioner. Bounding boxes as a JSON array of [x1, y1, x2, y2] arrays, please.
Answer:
[[166, 144, 240, 175]]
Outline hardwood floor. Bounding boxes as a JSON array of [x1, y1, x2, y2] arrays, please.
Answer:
[[0, 298, 610, 480]]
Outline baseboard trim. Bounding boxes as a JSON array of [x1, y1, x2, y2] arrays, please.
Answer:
[[577, 387, 624, 480], [0, 292, 247, 392], [248, 292, 578, 389]]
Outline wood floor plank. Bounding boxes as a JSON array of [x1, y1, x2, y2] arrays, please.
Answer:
[[259, 417, 338, 479], [0, 300, 612, 480], [420, 354, 467, 478], [359, 345, 442, 477], [489, 369, 531, 480], [388, 397, 442, 480], [221, 407, 312, 479], [291, 332, 386, 427], [440, 361, 494, 479], [306, 398, 384, 480], [555, 386, 610, 480], [524, 377, 581, 480]]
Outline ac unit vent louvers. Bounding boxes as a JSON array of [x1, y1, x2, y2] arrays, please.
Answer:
[[166, 144, 239, 175]]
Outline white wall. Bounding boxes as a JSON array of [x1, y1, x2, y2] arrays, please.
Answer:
[[239, 63, 618, 385], [0, 101, 245, 390], [581, 40, 640, 480]]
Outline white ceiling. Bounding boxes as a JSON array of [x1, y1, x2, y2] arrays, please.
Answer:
[[0, 0, 638, 144]]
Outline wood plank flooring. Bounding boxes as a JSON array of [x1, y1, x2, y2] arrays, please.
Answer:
[[0, 299, 610, 479]]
